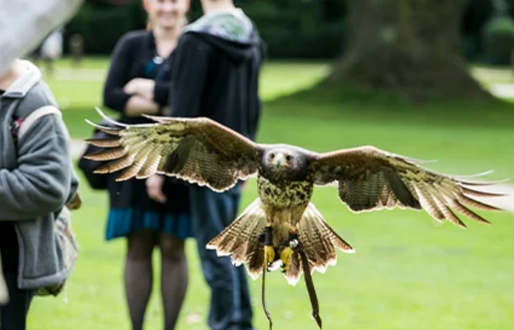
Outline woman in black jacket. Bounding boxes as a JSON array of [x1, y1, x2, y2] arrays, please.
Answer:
[[102, 1, 192, 329]]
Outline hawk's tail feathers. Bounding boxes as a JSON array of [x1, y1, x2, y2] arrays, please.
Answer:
[[284, 202, 355, 286], [206, 198, 266, 280]]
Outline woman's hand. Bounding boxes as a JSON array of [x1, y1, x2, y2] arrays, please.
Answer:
[[124, 78, 155, 101], [146, 174, 167, 204]]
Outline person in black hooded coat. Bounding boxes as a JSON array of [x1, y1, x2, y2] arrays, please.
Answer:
[[160, 1, 264, 330]]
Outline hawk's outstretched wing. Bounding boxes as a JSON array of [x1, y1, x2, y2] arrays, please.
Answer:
[[311, 146, 509, 228], [84, 108, 263, 192]]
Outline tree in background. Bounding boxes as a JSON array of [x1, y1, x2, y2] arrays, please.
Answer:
[[63, 0, 146, 54], [64, 0, 346, 58], [481, 0, 514, 65], [461, 0, 494, 61], [65, 0, 513, 99], [328, 0, 490, 100]]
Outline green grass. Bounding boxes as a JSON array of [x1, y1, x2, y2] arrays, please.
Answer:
[[27, 58, 514, 330]]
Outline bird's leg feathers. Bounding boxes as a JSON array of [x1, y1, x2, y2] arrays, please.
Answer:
[[262, 209, 278, 271]]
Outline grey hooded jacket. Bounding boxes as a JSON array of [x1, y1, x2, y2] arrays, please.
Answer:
[[0, 60, 79, 289]]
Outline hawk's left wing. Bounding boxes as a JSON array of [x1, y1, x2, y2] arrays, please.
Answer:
[[311, 146, 509, 228], [84, 108, 263, 192]]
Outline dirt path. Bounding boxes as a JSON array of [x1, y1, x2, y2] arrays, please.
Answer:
[[490, 84, 514, 98]]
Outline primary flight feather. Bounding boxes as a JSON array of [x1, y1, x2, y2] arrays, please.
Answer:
[[84, 107, 509, 327]]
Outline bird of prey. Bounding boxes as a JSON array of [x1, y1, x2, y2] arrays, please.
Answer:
[[84, 108, 508, 329]]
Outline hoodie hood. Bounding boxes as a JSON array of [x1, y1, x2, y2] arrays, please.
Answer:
[[183, 8, 261, 63]]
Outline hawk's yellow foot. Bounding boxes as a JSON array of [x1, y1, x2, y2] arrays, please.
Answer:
[[264, 246, 275, 269], [263, 226, 275, 270], [280, 246, 294, 272], [281, 229, 300, 273]]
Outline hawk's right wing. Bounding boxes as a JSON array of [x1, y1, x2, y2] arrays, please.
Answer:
[[84, 108, 263, 192], [311, 146, 509, 228]]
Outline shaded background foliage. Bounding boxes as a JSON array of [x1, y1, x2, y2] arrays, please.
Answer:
[[64, 0, 514, 64]]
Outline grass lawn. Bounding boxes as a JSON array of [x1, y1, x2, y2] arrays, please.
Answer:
[[27, 58, 514, 330]]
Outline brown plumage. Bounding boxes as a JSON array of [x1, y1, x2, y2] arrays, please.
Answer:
[[86, 110, 259, 190], [84, 107, 509, 328], [84, 107, 509, 275]]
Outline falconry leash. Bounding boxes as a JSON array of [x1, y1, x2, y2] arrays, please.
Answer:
[[297, 244, 322, 329], [261, 234, 322, 330]]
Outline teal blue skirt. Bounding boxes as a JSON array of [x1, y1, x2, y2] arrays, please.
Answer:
[[105, 208, 194, 241]]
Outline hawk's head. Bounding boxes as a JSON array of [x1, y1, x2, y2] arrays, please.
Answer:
[[261, 145, 311, 181]]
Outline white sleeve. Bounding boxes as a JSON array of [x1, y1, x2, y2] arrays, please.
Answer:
[[0, 0, 84, 75]]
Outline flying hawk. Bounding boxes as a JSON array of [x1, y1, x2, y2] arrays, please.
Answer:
[[84, 108, 508, 328]]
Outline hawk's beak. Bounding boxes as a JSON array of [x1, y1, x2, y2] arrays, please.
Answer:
[[273, 154, 288, 168]]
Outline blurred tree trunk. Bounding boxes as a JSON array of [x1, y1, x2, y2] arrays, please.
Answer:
[[329, 0, 490, 99]]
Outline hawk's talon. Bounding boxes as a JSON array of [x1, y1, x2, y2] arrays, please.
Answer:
[[264, 245, 275, 271], [263, 225, 275, 271], [280, 246, 294, 272]]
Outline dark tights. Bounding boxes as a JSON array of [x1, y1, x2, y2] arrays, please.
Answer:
[[124, 230, 188, 330]]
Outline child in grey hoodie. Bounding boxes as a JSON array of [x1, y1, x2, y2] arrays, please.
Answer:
[[0, 59, 79, 330]]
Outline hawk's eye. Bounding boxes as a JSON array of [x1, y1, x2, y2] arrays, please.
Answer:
[[285, 155, 292, 162], [269, 153, 275, 159]]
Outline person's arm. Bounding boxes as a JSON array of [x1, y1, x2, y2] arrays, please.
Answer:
[[124, 95, 159, 117], [123, 78, 158, 103], [146, 175, 167, 204], [0, 112, 72, 220], [122, 77, 168, 115], [123, 65, 170, 109], [168, 33, 211, 118], [103, 34, 159, 117], [0, 0, 83, 75]]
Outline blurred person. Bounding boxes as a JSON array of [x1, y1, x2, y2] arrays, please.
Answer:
[[0, 58, 79, 330], [0, 0, 83, 324], [102, 1, 193, 329], [0, 0, 83, 75], [32, 28, 64, 76], [163, 1, 265, 329]]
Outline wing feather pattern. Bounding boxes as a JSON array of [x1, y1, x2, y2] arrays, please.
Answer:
[[312, 146, 509, 228], [84, 108, 262, 192]]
